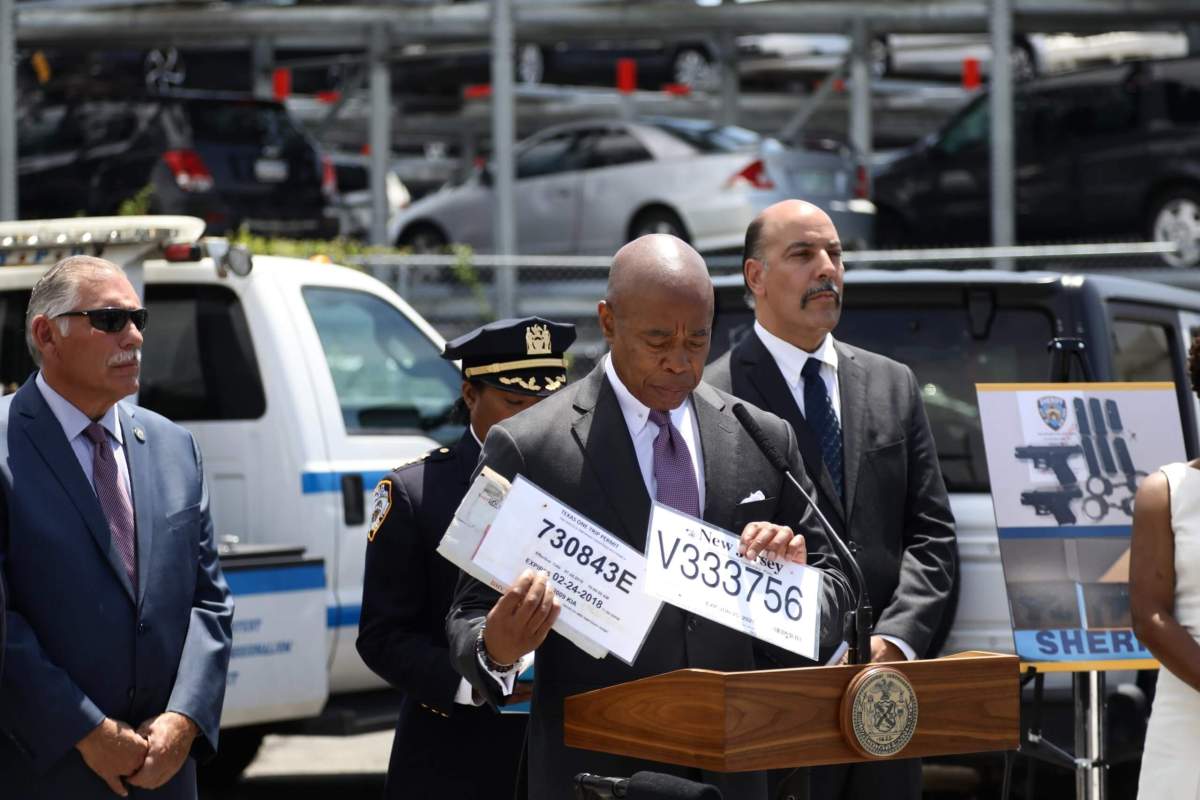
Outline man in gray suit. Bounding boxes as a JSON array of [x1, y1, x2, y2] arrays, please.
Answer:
[[447, 235, 852, 800], [0, 255, 233, 799], [706, 200, 957, 800]]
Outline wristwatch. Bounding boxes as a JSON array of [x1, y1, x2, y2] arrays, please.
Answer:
[[475, 624, 517, 674]]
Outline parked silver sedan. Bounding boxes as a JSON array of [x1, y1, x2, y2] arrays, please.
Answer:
[[388, 117, 874, 254]]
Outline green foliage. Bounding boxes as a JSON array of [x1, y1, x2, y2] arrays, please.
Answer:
[[221, 233, 492, 319], [117, 185, 155, 217], [227, 228, 394, 266], [448, 245, 494, 320]]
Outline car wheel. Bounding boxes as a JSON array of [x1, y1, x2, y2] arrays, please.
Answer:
[[630, 208, 689, 243], [869, 37, 891, 80], [1011, 41, 1038, 82], [671, 47, 716, 92], [398, 223, 449, 254], [1149, 189, 1200, 268], [516, 44, 544, 86]]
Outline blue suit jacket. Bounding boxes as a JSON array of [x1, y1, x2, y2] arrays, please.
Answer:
[[0, 377, 234, 799]]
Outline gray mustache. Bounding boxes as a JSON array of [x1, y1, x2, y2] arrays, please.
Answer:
[[107, 349, 141, 367], [801, 280, 841, 308]]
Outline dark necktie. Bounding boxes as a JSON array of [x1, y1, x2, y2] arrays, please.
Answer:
[[648, 409, 701, 518], [801, 357, 844, 500], [85, 423, 137, 591]]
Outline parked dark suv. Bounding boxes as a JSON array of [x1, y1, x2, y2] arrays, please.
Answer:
[[17, 91, 338, 237], [873, 57, 1200, 267]]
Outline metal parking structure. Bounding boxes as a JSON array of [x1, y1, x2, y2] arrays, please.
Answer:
[[6, 0, 1200, 258]]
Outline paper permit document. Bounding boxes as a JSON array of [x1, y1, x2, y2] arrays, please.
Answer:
[[438, 469, 660, 663], [472, 476, 661, 665]]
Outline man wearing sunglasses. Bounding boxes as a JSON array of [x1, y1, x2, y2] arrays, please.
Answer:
[[0, 255, 233, 799]]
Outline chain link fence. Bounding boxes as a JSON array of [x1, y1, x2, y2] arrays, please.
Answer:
[[355, 240, 1187, 372]]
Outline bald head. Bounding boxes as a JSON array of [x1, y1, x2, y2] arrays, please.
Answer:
[[607, 234, 712, 310], [599, 235, 714, 411], [744, 199, 835, 265]]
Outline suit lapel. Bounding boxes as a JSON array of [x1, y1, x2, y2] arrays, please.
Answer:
[[120, 405, 155, 606], [836, 342, 868, 518], [570, 367, 651, 549], [692, 384, 739, 524], [736, 333, 846, 527], [14, 381, 136, 602]]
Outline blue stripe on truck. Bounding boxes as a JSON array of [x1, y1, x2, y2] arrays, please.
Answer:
[[301, 471, 390, 494], [327, 605, 361, 628], [226, 565, 326, 596]]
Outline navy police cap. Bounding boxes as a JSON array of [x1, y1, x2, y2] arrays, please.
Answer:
[[442, 316, 576, 397]]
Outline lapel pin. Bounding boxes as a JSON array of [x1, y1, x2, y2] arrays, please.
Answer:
[[133, 427, 145, 442]]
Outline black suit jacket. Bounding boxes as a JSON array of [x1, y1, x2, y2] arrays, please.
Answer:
[[706, 332, 957, 659], [357, 431, 525, 799], [447, 364, 852, 800]]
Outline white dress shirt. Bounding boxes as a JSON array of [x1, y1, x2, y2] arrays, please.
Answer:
[[35, 371, 132, 499], [750, 324, 916, 662], [753, 321, 841, 425]]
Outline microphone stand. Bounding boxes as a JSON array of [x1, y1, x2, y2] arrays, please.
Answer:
[[732, 404, 873, 665]]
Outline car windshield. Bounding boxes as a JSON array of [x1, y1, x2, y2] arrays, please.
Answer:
[[302, 286, 462, 441], [183, 100, 308, 148], [649, 119, 761, 153]]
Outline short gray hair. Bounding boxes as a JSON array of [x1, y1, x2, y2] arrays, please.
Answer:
[[26, 255, 124, 366]]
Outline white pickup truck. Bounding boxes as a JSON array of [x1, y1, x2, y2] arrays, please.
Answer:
[[0, 216, 463, 780]]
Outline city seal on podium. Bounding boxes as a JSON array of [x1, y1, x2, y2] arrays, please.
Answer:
[[840, 666, 919, 759]]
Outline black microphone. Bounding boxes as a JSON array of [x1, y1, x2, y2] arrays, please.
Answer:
[[575, 773, 629, 799], [731, 402, 873, 665], [574, 772, 724, 800]]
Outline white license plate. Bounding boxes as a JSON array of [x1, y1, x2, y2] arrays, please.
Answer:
[[254, 158, 289, 183]]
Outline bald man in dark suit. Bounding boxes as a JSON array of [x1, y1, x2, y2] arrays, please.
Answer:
[[447, 235, 853, 800]]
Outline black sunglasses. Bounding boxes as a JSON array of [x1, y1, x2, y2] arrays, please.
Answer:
[[54, 307, 149, 333]]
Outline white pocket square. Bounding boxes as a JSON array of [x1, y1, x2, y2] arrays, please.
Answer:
[[739, 490, 766, 505]]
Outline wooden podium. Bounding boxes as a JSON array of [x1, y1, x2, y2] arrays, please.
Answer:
[[564, 652, 1019, 772]]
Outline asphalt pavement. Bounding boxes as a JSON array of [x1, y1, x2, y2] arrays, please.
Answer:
[[201, 731, 391, 799]]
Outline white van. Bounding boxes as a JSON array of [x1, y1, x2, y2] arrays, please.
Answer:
[[0, 216, 463, 777]]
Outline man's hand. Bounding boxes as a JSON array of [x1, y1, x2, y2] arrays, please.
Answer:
[[483, 569, 561, 667], [870, 636, 906, 663], [75, 718, 149, 797], [126, 712, 198, 790], [839, 636, 908, 665], [738, 522, 806, 564]]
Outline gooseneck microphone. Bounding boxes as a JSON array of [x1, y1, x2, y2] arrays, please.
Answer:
[[731, 403, 873, 665]]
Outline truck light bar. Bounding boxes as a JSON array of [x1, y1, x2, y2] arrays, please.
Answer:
[[0, 216, 206, 267]]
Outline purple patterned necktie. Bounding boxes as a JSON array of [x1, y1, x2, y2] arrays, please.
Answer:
[[648, 409, 701, 518], [85, 423, 137, 592]]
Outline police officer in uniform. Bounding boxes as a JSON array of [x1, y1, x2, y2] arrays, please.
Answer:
[[357, 316, 576, 800]]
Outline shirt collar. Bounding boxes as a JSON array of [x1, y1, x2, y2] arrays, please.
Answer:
[[35, 371, 124, 445], [753, 321, 839, 388], [603, 354, 690, 436]]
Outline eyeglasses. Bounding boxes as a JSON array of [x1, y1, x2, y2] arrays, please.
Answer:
[[54, 307, 149, 333]]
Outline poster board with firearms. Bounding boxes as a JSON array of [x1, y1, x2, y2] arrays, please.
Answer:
[[976, 382, 1184, 669]]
